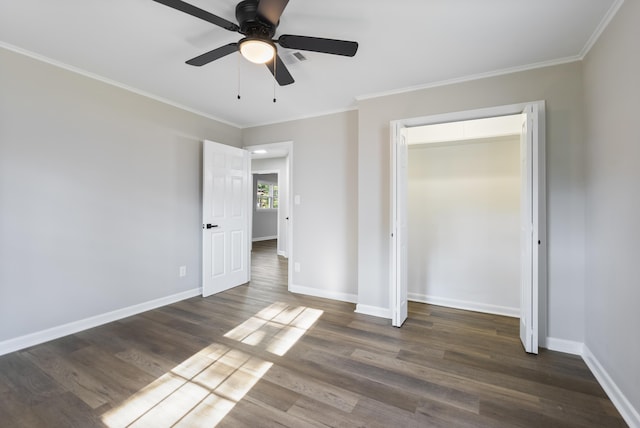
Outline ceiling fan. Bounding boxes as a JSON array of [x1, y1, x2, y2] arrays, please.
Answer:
[[152, 0, 359, 86]]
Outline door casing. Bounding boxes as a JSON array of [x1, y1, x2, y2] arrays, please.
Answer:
[[243, 141, 294, 293], [390, 101, 546, 352]]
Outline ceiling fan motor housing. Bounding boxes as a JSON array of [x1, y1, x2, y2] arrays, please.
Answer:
[[236, 0, 277, 39], [151, 0, 358, 86]]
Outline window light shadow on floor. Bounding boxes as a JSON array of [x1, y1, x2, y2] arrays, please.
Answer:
[[101, 302, 323, 427], [224, 301, 324, 356]]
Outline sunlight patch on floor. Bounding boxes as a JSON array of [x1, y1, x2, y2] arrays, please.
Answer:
[[101, 302, 322, 427], [224, 302, 323, 356]]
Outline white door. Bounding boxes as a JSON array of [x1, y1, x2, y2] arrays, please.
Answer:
[[519, 106, 538, 353], [391, 125, 408, 327], [202, 141, 251, 297]]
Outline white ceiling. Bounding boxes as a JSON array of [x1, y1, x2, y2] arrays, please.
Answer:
[[0, 0, 620, 128]]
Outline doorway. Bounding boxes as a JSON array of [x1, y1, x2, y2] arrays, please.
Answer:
[[244, 141, 294, 292], [390, 102, 546, 354], [406, 116, 522, 317]]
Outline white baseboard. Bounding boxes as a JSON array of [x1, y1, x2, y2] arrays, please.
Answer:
[[277, 250, 287, 258], [354, 304, 392, 319], [408, 293, 519, 318], [289, 284, 357, 304], [252, 236, 277, 242], [583, 346, 640, 428], [0, 288, 201, 357], [545, 337, 584, 355]]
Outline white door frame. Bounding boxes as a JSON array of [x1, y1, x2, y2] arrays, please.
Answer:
[[244, 141, 294, 293], [390, 101, 546, 350]]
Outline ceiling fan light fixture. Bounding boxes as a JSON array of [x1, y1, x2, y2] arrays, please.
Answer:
[[239, 38, 275, 64]]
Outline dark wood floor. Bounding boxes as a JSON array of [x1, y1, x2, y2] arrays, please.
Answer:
[[0, 239, 626, 427]]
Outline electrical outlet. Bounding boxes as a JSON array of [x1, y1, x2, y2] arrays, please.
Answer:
[[294, 262, 301, 273], [179, 266, 187, 277]]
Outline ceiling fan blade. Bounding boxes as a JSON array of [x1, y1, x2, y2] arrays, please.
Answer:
[[257, 0, 289, 26], [265, 55, 294, 86], [277, 35, 358, 57], [186, 43, 238, 66], [152, 0, 239, 32]]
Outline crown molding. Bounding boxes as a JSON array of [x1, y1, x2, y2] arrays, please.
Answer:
[[579, 0, 625, 59], [355, 56, 581, 102], [0, 42, 241, 128]]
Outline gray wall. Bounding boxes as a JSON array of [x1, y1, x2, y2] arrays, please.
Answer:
[[408, 137, 521, 315], [243, 111, 359, 301], [0, 47, 241, 342], [583, 0, 640, 415], [252, 173, 278, 240], [357, 62, 586, 345]]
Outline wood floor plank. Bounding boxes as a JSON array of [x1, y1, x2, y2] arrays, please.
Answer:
[[23, 345, 112, 409], [443, 348, 608, 397], [0, 352, 61, 406], [349, 396, 415, 428], [31, 391, 104, 428], [244, 378, 301, 412], [0, 391, 51, 427], [415, 398, 515, 428], [0, 240, 628, 427], [261, 364, 360, 413], [305, 348, 480, 413], [287, 395, 374, 428], [218, 395, 321, 428], [114, 347, 178, 379]]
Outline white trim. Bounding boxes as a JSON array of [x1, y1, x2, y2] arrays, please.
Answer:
[[579, 0, 626, 58], [0, 42, 240, 128], [0, 288, 201, 357], [583, 346, 640, 428], [408, 293, 519, 318], [356, 58, 580, 102], [393, 102, 545, 129], [290, 284, 357, 304], [354, 304, 392, 319], [545, 337, 584, 355], [252, 235, 277, 242]]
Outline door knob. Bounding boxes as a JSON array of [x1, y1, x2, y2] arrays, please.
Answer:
[[203, 224, 219, 229]]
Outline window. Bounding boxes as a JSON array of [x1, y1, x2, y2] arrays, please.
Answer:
[[257, 181, 278, 210]]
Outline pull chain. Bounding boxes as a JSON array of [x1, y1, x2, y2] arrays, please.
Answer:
[[237, 54, 241, 100], [273, 57, 277, 103]]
